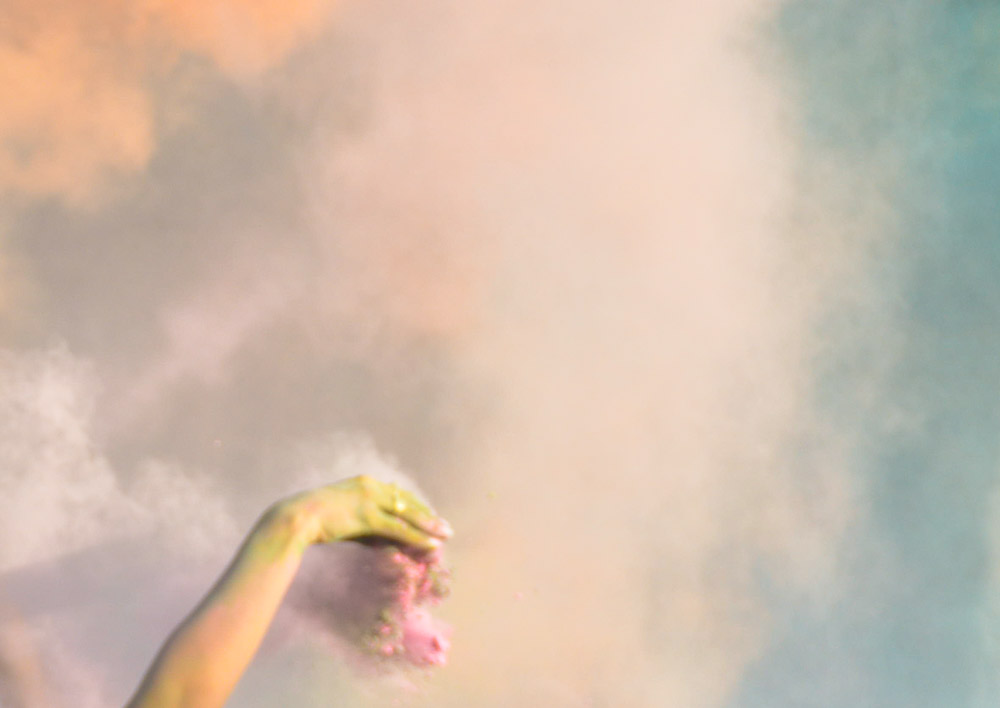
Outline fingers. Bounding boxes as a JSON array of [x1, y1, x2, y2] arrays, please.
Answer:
[[367, 508, 443, 552], [300, 476, 453, 550], [380, 483, 453, 540]]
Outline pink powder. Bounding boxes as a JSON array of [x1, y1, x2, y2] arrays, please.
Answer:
[[364, 547, 452, 667]]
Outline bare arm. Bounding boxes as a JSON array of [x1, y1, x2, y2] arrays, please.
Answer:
[[0, 603, 52, 708], [126, 476, 451, 708]]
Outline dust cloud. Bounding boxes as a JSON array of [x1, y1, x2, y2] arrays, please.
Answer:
[[0, 0, 877, 706], [0, 0, 340, 206]]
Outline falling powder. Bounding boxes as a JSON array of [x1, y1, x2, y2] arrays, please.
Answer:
[[363, 547, 452, 667]]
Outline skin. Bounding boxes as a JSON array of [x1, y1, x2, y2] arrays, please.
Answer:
[[125, 475, 452, 708], [0, 603, 52, 708]]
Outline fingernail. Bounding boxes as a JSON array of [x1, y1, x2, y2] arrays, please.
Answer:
[[437, 519, 454, 538]]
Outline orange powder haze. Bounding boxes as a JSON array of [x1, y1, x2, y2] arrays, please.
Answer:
[[0, 0, 339, 205]]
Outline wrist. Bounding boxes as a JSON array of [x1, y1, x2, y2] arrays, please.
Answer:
[[261, 496, 321, 553]]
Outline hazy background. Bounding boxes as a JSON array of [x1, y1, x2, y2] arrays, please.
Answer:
[[1, 0, 998, 706]]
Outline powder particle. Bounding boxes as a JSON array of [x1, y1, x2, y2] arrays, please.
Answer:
[[364, 547, 452, 667]]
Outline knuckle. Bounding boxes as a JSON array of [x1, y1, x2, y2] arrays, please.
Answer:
[[359, 502, 380, 526], [355, 475, 377, 498]]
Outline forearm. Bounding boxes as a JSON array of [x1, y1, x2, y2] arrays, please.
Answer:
[[126, 476, 450, 708], [127, 502, 311, 708], [0, 606, 52, 708]]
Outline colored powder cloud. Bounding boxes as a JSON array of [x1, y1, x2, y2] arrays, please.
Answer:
[[0, 0, 934, 706], [0, 0, 339, 206]]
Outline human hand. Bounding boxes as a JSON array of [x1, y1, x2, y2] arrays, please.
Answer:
[[281, 476, 453, 552]]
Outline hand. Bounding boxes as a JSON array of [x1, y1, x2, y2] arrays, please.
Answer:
[[126, 475, 451, 708], [282, 476, 453, 552]]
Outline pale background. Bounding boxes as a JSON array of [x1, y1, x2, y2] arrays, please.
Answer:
[[1, 1, 997, 706]]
